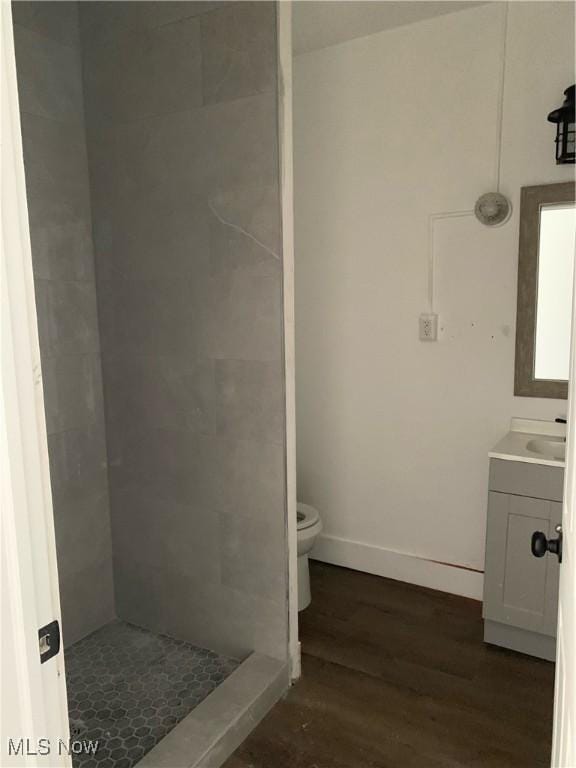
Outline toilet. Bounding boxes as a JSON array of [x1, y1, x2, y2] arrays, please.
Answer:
[[296, 502, 322, 611]]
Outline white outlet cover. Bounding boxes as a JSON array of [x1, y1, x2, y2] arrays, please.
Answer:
[[419, 312, 438, 341]]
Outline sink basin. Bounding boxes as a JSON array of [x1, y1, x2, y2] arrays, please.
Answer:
[[489, 419, 567, 466], [526, 438, 566, 461]]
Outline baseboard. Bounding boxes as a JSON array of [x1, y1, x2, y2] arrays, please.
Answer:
[[312, 534, 484, 601], [484, 619, 556, 662]]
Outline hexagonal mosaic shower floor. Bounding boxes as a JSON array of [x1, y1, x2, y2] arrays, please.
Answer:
[[65, 621, 239, 768]]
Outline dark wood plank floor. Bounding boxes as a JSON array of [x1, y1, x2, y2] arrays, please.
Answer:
[[224, 561, 555, 768]]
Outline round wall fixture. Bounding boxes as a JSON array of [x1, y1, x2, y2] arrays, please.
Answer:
[[474, 192, 512, 226]]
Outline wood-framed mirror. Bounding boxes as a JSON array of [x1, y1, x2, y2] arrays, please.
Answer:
[[515, 182, 576, 399]]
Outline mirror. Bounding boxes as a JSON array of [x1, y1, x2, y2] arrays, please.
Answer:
[[534, 203, 575, 381], [515, 182, 576, 399]]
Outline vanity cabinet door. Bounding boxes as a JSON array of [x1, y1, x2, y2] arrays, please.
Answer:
[[483, 491, 561, 636]]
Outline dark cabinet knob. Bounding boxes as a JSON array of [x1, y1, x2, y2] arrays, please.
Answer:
[[531, 526, 562, 563], [531, 531, 548, 557]]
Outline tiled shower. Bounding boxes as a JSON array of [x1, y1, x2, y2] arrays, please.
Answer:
[[12, 1, 288, 765]]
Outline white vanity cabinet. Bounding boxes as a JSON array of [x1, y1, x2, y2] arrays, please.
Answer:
[[483, 456, 563, 661]]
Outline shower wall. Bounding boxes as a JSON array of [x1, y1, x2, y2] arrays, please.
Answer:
[[12, 2, 115, 646], [80, 1, 288, 660]]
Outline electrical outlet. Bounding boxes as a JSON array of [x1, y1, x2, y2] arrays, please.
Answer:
[[419, 312, 438, 341]]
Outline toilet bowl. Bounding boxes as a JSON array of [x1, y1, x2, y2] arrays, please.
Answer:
[[297, 502, 322, 611]]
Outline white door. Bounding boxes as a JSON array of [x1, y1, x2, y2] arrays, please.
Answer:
[[552, 243, 576, 766], [1, 3, 71, 765]]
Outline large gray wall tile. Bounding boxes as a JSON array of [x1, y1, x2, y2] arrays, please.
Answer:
[[34, 279, 100, 358], [211, 438, 285, 518], [59, 558, 115, 646], [47, 424, 108, 507], [111, 487, 221, 584], [114, 558, 285, 661], [207, 173, 283, 359], [200, 2, 276, 105], [13, 1, 115, 646], [215, 360, 283, 443], [19, 112, 95, 281], [219, 509, 285, 602], [20, 112, 91, 205], [27, 200, 95, 282], [208, 271, 282, 361], [209, 204, 281, 281], [42, 353, 104, 435], [12, 1, 81, 47], [112, 556, 165, 631], [103, 355, 215, 434], [85, 92, 278, 208], [156, 572, 286, 660], [91, 194, 210, 282], [80, 0, 287, 662], [82, 16, 202, 123], [97, 279, 209, 359], [53, 491, 113, 580], [208, 181, 282, 263], [80, 1, 227, 42], [13, 23, 83, 122], [106, 427, 220, 511]]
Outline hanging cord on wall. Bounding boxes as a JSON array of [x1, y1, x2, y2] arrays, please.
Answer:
[[494, 1, 509, 194], [426, 2, 510, 316]]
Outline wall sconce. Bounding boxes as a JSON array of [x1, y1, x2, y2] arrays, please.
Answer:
[[547, 85, 575, 165]]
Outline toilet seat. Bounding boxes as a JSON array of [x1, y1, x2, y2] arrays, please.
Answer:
[[297, 502, 320, 531]]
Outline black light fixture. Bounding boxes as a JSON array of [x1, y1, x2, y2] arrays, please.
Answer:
[[547, 85, 575, 165]]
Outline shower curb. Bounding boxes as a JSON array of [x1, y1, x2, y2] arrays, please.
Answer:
[[137, 653, 290, 768]]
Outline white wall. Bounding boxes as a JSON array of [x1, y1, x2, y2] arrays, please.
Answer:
[[294, 2, 575, 599], [292, 0, 486, 55]]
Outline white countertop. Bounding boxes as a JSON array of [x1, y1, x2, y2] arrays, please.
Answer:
[[489, 418, 566, 468]]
